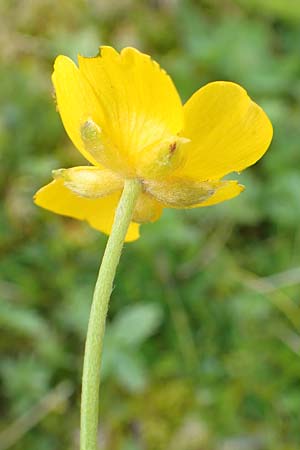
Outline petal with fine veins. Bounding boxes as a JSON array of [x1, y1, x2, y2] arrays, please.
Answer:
[[52, 56, 104, 166], [78, 47, 183, 168], [177, 81, 273, 181]]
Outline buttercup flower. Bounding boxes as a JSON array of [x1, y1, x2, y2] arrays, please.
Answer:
[[34, 46, 273, 241]]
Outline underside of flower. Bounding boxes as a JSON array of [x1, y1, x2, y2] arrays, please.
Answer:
[[143, 178, 218, 207], [53, 166, 123, 198], [131, 192, 163, 223], [34, 46, 273, 241], [80, 119, 133, 176], [136, 135, 190, 179]]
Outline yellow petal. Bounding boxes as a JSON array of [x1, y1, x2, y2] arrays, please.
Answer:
[[52, 56, 104, 166], [177, 81, 273, 181], [53, 166, 123, 198], [191, 180, 244, 208], [34, 179, 139, 242], [78, 47, 183, 170], [144, 177, 243, 208], [132, 193, 163, 223]]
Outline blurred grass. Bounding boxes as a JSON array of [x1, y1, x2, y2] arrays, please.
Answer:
[[1, 0, 300, 449]]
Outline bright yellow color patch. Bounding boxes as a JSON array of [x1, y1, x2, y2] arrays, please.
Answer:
[[177, 81, 273, 181], [52, 56, 103, 166], [34, 46, 273, 241], [191, 181, 245, 208], [78, 47, 183, 171], [34, 179, 139, 241]]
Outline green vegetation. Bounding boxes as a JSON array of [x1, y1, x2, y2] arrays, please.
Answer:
[[1, 1, 300, 449]]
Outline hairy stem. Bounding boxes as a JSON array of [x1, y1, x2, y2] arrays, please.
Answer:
[[80, 178, 141, 450]]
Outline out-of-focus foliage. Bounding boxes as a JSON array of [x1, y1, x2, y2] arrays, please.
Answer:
[[1, 0, 300, 449]]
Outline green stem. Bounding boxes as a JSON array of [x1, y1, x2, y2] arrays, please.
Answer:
[[80, 178, 141, 450]]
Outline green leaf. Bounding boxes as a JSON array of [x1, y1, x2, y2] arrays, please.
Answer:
[[111, 303, 163, 347]]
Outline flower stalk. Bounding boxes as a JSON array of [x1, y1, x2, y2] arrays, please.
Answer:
[[80, 178, 141, 450]]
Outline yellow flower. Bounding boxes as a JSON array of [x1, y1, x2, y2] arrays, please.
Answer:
[[34, 46, 273, 242]]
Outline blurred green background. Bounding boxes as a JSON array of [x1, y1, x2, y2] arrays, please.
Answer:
[[1, 0, 300, 449]]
